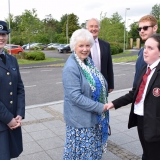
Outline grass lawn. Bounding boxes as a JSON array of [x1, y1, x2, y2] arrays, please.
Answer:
[[112, 55, 138, 63], [17, 50, 138, 65], [112, 50, 131, 56], [17, 57, 62, 65]]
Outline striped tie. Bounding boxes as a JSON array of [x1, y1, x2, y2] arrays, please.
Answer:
[[135, 67, 151, 104]]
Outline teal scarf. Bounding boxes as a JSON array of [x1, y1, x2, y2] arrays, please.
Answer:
[[74, 53, 109, 152]]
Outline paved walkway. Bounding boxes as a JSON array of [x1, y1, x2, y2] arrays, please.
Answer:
[[12, 89, 142, 160], [12, 50, 142, 159]]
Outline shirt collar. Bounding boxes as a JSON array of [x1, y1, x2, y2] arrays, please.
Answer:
[[148, 58, 160, 70], [94, 37, 98, 43]]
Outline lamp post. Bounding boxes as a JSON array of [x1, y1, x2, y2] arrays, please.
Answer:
[[126, 19, 131, 49], [8, 0, 11, 54], [123, 8, 130, 52], [66, 14, 69, 44]]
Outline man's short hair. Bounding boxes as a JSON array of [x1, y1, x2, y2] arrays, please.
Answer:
[[139, 15, 158, 26], [86, 18, 100, 29]]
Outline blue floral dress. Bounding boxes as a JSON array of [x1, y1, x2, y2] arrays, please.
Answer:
[[63, 53, 109, 160]]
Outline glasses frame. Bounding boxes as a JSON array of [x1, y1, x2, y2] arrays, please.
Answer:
[[137, 26, 154, 32]]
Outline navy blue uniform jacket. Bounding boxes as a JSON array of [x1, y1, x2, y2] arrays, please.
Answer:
[[0, 53, 25, 157], [0, 53, 25, 129]]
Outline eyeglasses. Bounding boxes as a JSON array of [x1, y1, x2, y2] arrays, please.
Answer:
[[137, 26, 153, 32]]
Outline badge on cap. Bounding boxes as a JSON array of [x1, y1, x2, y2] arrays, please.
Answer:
[[0, 25, 3, 30], [152, 88, 160, 97]]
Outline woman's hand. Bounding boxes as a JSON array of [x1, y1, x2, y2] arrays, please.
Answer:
[[103, 103, 114, 112], [7, 118, 20, 130], [106, 103, 114, 110], [7, 115, 22, 130]]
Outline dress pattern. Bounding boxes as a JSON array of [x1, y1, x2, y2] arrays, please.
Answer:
[[63, 125, 103, 160], [63, 53, 110, 159]]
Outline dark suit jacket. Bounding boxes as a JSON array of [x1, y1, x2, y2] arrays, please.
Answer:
[[112, 62, 160, 142], [89, 38, 114, 90]]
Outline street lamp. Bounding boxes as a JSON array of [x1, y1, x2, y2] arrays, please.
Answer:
[[8, 0, 11, 54], [66, 14, 69, 44], [126, 19, 131, 49], [123, 8, 130, 52]]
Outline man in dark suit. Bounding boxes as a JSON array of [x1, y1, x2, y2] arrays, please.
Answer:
[[0, 20, 25, 159], [86, 18, 114, 93], [107, 34, 160, 160]]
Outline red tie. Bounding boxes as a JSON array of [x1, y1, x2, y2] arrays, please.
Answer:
[[135, 67, 151, 104]]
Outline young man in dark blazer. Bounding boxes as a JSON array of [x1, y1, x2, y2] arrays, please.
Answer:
[[133, 15, 158, 88], [107, 34, 160, 160], [86, 18, 114, 93]]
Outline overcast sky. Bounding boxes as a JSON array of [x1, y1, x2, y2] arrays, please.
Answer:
[[0, 0, 159, 27]]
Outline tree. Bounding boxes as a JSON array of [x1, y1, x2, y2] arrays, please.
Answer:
[[110, 12, 122, 24], [128, 22, 139, 41], [99, 12, 124, 43], [62, 13, 80, 38], [20, 9, 43, 45], [59, 14, 68, 32], [42, 14, 61, 43], [151, 4, 160, 20]]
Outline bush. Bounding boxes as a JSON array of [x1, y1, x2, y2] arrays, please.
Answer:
[[110, 42, 123, 55], [13, 52, 27, 59], [46, 47, 56, 50], [25, 51, 45, 60]]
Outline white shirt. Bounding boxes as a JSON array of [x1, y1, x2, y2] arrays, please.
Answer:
[[91, 37, 101, 71], [134, 59, 160, 115]]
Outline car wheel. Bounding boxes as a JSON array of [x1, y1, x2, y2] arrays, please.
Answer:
[[63, 50, 67, 53], [18, 52, 22, 54]]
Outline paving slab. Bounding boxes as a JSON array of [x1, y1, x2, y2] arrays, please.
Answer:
[[11, 88, 142, 160]]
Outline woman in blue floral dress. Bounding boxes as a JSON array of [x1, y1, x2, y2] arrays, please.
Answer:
[[62, 28, 110, 160]]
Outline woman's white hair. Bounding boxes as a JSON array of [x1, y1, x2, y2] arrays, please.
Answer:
[[70, 28, 94, 51]]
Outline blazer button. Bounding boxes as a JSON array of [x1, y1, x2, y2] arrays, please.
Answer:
[[10, 92, 13, 95], [10, 101, 13, 104], [9, 82, 12, 85], [7, 72, 10, 75]]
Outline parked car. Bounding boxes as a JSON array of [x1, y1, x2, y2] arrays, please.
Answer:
[[22, 44, 28, 49], [47, 43, 60, 49], [57, 44, 66, 51], [58, 44, 71, 53], [4, 44, 24, 54], [25, 43, 38, 50]]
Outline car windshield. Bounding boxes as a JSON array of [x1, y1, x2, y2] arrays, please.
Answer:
[[64, 44, 69, 47]]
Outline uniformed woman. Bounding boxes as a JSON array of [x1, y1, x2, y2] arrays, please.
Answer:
[[0, 20, 25, 159]]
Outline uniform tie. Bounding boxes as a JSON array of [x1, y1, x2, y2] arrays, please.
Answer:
[[135, 67, 151, 104], [0, 54, 6, 64], [92, 40, 100, 71]]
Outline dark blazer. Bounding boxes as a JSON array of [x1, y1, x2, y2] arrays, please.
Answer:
[[0, 53, 25, 157], [133, 48, 147, 87], [90, 38, 114, 90], [112, 62, 160, 142]]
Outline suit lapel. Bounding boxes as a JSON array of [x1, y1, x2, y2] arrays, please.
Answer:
[[98, 38, 102, 60], [0, 54, 12, 71], [146, 62, 160, 96], [5, 54, 12, 69]]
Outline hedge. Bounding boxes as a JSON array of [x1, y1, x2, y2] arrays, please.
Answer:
[[110, 42, 123, 55]]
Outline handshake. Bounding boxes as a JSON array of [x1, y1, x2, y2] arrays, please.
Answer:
[[103, 102, 114, 112]]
